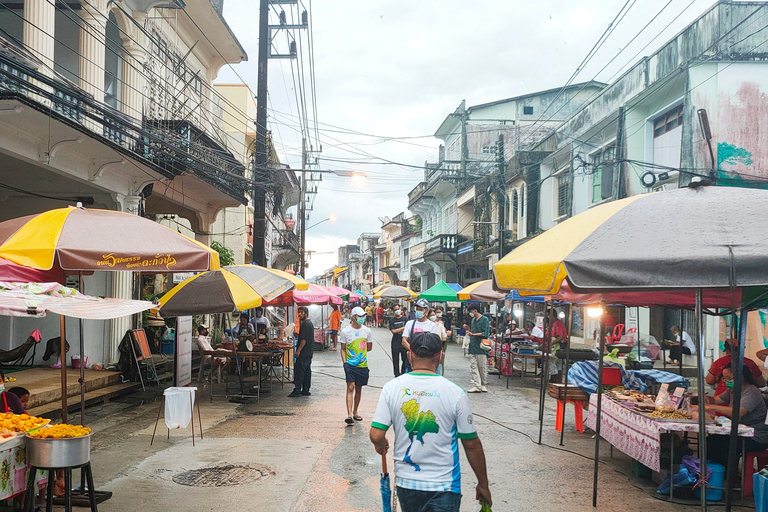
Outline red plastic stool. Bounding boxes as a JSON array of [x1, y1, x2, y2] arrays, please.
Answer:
[[743, 450, 768, 496], [555, 398, 585, 433]]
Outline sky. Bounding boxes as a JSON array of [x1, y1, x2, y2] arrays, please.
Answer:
[[217, 0, 726, 278]]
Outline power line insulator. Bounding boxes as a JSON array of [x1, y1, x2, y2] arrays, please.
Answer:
[[289, 41, 297, 57], [302, 10, 308, 26], [279, 11, 287, 24]]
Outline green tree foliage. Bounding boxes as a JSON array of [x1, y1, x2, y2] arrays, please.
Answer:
[[211, 240, 235, 267]]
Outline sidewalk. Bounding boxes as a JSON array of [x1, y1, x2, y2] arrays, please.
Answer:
[[79, 325, 707, 511]]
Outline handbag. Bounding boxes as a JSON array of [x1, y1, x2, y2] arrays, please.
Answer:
[[480, 339, 492, 351]]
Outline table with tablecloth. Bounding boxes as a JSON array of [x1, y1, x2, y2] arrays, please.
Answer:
[[0, 435, 45, 501], [585, 393, 754, 472]]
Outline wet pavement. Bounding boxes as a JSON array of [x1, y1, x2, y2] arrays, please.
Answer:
[[76, 324, 751, 511]]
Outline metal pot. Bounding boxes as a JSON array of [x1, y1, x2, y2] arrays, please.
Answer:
[[26, 434, 91, 468]]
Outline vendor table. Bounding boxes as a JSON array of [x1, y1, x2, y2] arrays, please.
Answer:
[[0, 435, 45, 502], [585, 393, 753, 473], [230, 348, 288, 401]]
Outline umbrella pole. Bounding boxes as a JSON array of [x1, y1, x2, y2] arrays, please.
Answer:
[[724, 308, 748, 512], [695, 288, 708, 510], [538, 302, 552, 444], [60, 315, 67, 424], [592, 300, 606, 508], [78, 272, 86, 424]]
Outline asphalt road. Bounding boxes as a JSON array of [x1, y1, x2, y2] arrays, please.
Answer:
[[79, 323, 744, 511]]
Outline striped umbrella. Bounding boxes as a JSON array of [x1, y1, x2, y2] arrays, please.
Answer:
[[457, 280, 505, 302], [0, 206, 219, 272], [158, 265, 309, 316], [375, 285, 418, 299], [494, 186, 768, 298]]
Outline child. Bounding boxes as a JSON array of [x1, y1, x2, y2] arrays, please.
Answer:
[[8, 387, 29, 412]]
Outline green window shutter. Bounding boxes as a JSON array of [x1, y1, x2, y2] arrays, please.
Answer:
[[592, 168, 602, 203]]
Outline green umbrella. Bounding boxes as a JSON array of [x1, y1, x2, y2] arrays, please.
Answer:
[[419, 280, 458, 302]]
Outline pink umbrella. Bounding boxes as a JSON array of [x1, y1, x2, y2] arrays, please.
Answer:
[[325, 285, 352, 297], [262, 284, 343, 306]]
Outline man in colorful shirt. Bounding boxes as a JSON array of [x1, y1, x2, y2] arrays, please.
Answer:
[[370, 332, 492, 512], [340, 306, 374, 425]]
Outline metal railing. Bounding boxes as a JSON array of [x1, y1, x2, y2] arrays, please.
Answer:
[[424, 234, 457, 255], [0, 51, 247, 200], [273, 229, 299, 252]]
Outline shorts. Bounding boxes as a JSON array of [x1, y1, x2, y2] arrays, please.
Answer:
[[329, 329, 338, 336], [344, 362, 370, 386]]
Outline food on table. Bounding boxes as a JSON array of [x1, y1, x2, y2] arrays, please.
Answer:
[[649, 406, 691, 420], [28, 423, 91, 439], [0, 413, 49, 432]]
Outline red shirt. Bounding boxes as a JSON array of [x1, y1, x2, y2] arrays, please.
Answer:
[[709, 355, 763, 395], [545, 319, 568, 350]]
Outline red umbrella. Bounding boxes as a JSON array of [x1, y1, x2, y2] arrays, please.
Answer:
[[0, 258, 65, 284]]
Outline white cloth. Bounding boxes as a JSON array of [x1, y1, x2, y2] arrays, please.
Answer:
[[676, 331, 696, 354], [435, 322, 448, 342], [164, 387, 196, 429], [402, 319, 438, 343], [531, 326, 544, 339], [468, 354, 488, 388], [371, 373, 476, 493]]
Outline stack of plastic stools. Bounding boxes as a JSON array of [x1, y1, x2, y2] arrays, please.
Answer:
[[744, 449, 768, 497], [555, 398, 585, 433]]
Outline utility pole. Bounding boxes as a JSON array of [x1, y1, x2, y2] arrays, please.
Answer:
[[460, 100, 468, 180], [252, 0, 270, 266], [298, 138, 307, 276], [496, 134, 506, 261], [612, 106, 625, 200]]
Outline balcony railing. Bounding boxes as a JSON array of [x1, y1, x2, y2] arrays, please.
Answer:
[[0, 49, 248, 201], [273, 229, 299, 253], [424, 234, 457, 256], [408, 182, 426, 207], [426, 162, 461, 187]]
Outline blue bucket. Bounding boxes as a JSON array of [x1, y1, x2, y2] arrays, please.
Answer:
[[755, 473, 768, 512], [694, 462, 725, 501]]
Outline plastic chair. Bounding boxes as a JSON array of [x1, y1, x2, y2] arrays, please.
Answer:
[[555, 399, 585, 433], [743, 449, 768, 496], [605, 324, 625, 344]]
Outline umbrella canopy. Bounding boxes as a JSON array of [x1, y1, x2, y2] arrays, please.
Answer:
[[0, 282, 154, 319], [505, 290, 547, 303], [0, 258, 65, 284], [445, 282, 463, 292], [419, 280, 458, 301], [372, 283, 392, 295], [158, 265, 310, 315], [263, 284, 344, 306], [0, 206, 219, 272], [495, 186, 768, 294], [458, 280, 506, 302], [375, 285, 418, 299], [325, 285, 352, 299]]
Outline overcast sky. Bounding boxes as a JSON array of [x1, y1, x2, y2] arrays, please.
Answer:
[[217, 0, 723, 278]]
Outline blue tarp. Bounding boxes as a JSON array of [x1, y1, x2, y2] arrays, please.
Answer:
[[445, 283, 463, 293], [505, 290, 547, 303]]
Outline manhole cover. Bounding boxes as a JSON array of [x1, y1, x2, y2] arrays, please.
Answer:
[[173, 463, 273, 487]]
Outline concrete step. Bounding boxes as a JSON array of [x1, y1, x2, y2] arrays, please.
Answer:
[[27, 381, 142, 420]]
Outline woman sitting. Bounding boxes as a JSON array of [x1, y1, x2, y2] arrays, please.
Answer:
[[705, 364, 768, 466]]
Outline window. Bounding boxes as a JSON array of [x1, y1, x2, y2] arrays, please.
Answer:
[[510, 189, 518, 239], [523, 106, 534, 115], [481, 145, 496, 154], [556, 173, 570, 218], [591, 145, 616, 203], [653, 105, 683, 138]]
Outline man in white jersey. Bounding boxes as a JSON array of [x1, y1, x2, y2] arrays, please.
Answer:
[[340, 306, 374, 425], [370, 332, 491, 512]]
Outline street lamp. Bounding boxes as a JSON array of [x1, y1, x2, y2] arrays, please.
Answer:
[[306, 215, 336, 231]]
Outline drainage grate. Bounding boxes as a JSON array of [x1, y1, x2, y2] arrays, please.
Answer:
[[172, 463, 273, 487]]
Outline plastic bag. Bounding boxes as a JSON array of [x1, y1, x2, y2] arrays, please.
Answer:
[[657, 465, 696, 494], [164, 387, 196, 429], [682, 455, 714, 481], [656, 383, 674, 409]]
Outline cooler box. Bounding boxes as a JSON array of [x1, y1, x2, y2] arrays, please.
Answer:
[[755, 473, 768, 512]]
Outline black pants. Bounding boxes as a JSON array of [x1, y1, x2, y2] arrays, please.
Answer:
[[392, 344, 408, 377], [669, 345, 692, 362], [707, 434, 768, 467], [293, 357, 312, 393]]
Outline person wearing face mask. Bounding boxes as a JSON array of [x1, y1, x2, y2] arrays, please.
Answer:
[[340, 306, 375, 424], [402, 299, 439, 357], [389, 305, 409, 376], [704, 364, 768, 465], [0, 369, 24, 414]]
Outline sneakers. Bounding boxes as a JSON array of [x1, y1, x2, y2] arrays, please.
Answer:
[[480, 386, 488, 392], [287, 391, 302, 397], [301, 391, 311, 396], [467, 387, 482, 393]]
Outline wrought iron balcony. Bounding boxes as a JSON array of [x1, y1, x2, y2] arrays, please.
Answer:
[[0, 49, 247, 202]]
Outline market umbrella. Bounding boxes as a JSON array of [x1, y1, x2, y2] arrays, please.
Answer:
[[0, 206, 219, 272], [375, 285, 418, 299], [419, 280, 458, 301], [157, 265, 309, 316], [324, 285, 352, 300], [457, 280, 505, 302], [493, 185, 768, 510], [0, 258, 65, 284], [372, 283, 392, 295], [263, 284, 343, 306]]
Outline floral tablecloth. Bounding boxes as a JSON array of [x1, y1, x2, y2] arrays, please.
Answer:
[[0, 435, 45, 500], [585, 393, 754, 472]]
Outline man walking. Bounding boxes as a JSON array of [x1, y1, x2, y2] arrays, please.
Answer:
[[463, 305, 490, 393], [389, 304, 408, 376], [402, 298, 438, 351], [370, 332, 492, 512], [340, 306, 374, 424], [288, 306, 313, 397]]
